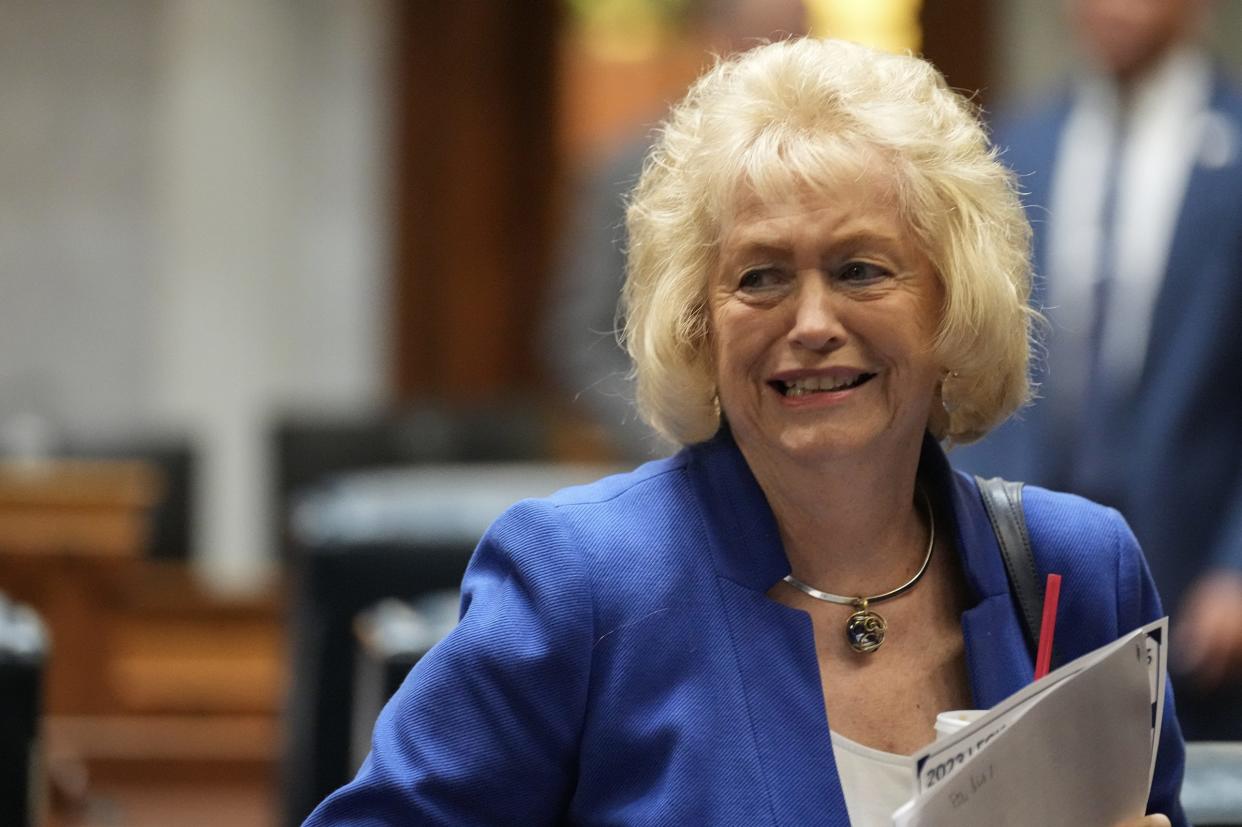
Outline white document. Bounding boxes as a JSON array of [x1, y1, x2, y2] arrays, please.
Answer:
[[893, 619, 1168, 827]]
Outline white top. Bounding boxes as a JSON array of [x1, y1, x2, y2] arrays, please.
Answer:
[[1045, 46, 1216, 409], [830, 730, 916, 827]]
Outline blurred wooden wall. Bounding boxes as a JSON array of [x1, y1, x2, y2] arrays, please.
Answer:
[[390, 0, 561, 402], [922, 0, 992, 105]]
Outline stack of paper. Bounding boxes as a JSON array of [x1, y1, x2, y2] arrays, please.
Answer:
[[893, 618, 1168, 826]]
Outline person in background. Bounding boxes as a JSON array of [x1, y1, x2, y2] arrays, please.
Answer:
[[543, 0, 808, 459], [952, 0, 1242, 740], [305, 38, 1184, 826]]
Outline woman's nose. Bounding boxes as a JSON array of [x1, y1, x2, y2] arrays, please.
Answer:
[[788, 277, 845, 352]]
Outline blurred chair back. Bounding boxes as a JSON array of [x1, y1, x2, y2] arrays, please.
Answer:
[[279, 401, 554, 826], [273, 402, 548, 560], [0, 593, 48, 827], [65, 436, 196, 560], [349, 592, 460, 770], [1183, 742, 1242, 826]]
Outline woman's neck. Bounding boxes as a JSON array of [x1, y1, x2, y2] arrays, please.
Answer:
[[737, 432, 930, 597]]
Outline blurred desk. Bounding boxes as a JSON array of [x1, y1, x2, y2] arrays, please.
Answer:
[[284, 461, 617, 826], [0, 460, 285, 801], [0, 460, 161, 559], [0, 460, 160, 713], [291, 462, 620, 547]]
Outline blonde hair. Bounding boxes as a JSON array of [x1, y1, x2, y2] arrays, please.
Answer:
[[623, 37, 1034, 446]]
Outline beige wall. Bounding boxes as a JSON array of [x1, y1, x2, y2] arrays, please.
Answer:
[[0, 0, 393, 588]]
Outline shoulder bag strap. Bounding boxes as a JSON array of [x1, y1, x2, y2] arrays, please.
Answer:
[[974, 475, 1042, 653]]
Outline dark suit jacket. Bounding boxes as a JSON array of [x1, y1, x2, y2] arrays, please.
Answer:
[[305, 430, 1186, 825], [953, 74, 1242, 738]]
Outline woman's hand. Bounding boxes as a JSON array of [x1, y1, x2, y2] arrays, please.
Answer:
[[1175, 570, 1242, 691], [1117, 815, 1170, 827]]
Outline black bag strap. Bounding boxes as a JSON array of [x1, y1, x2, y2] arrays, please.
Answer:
[[974, 476, 1042, 653]]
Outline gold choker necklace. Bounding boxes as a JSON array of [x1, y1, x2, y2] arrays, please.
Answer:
[[781, 488, 934, 654]]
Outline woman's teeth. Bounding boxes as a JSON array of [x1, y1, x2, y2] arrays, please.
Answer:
[[780, 373, 874, 397]]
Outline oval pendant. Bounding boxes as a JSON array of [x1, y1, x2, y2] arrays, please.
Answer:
[[846, 609, 887, 653]]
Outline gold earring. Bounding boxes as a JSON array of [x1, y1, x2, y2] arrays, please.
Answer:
[[940, 371, 960, 415]]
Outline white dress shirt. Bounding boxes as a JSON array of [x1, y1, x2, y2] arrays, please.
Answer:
[[1045, 47, 1214, 409], [830, 729, 915, 826]]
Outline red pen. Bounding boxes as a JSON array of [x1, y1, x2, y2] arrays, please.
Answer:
[[1033, 573, 1062, 681]]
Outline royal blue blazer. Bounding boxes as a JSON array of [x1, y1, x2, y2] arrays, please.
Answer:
[[305, 430, 1187, 826]]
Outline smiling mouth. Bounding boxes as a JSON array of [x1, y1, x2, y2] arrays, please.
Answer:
[[771, 373, 877, 398]]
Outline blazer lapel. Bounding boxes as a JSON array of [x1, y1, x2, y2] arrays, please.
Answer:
[[689, 430, 851, 824], [946, 467, 1036, 707], [718, 579, 852, 825]]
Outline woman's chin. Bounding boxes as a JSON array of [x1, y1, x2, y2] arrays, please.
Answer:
[[758, 422, 882, 467]]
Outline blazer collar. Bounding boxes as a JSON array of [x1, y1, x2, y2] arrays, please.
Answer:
[[687, 428, 1034, 706], [685, 426, 787, 592], [687, 428, 1010, 596]]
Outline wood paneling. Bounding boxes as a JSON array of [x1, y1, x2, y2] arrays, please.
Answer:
[[391, 0, 561, 401], [921, 0, 993, 104]]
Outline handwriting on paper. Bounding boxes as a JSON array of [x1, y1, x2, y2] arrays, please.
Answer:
[[947, 764, 995, 810]]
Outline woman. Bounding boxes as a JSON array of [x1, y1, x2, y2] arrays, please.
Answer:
[[306, 39, 1184, 826]]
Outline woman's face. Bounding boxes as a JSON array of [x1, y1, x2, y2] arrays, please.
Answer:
[[709, 175, 943, 469]]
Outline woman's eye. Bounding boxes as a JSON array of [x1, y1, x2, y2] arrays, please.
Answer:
[[738, 268, 782, 291], [838, 261, 890, 283]]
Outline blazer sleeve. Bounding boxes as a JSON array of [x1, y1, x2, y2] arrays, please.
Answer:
[[303, 498, 594, 826], [1112, 508, 1189, 827]]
